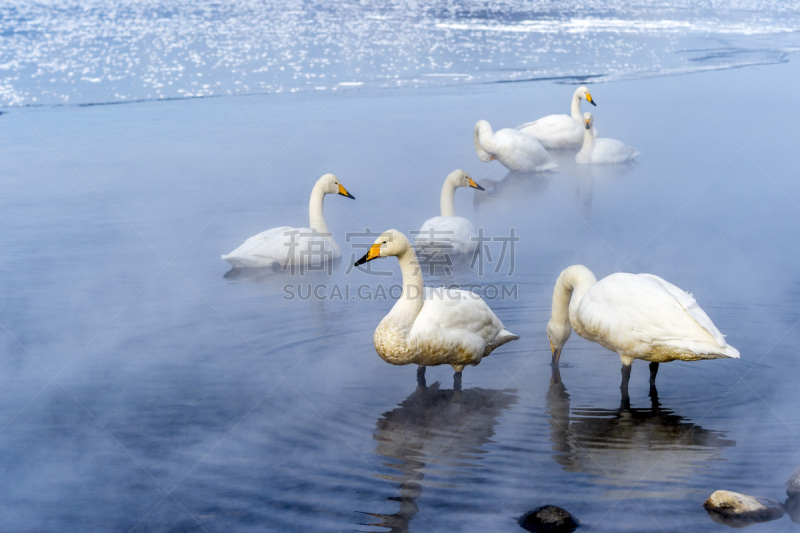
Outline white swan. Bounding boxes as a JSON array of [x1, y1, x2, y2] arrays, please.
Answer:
[[576, 113, 639, 164], [414, 169, 484, 255], [474, 119, 557, 172], [222, 173, 355, 269], [547, 265, 739, 390], [517, 85, 597, 149], [355, 229, 519, 378]]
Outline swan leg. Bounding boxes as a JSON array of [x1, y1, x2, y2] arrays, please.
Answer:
[[453, 371, 462, 392], [416, 366, 427, 388], [620, 363, 632, 393], [648, 362, 659, 385]]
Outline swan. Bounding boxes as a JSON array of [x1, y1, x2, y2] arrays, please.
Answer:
[[474, 119, 557, 172], [576, 113, 639, 164], [546, 265, 739, 390], [414, 169, 484, 255], [517, 85, 597, 149], [222, 173, 355, 269], [355, 229, 519, 381]]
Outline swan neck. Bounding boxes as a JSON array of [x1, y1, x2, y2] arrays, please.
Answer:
[[551, 265, 597, 328], [474, 121, 495, 160], [308, 186, 329, 235], [577, 124, 594, 160], [389, 247, 425, 325], [570, 89, 583, 121], [440, 180, 456, 217]]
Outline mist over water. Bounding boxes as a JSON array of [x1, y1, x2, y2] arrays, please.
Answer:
[[1, 1, 800, 531]]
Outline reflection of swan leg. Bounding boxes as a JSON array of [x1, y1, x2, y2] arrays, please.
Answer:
[[649, 362, 659, 385], [453, 371, 462, 392], [416, 366, 427, 389]]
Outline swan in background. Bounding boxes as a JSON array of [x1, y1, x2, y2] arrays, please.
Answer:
[[222, 173, 355, 269], [517, 85, 597, 149], [474, 119, 557, 172], [547, 265, 739, 391], [355, 229, 519, 384], [576, 113, 639, 164], [414, 169, 484, 255]]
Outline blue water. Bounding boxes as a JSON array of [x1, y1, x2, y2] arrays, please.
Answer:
[[1, 2, 800, 532], [0, 0, 799, 107]]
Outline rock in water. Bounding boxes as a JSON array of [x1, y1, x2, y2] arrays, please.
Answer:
[[787, 467, 800, 497], [703, 490, 784, 526], [518, 505, 579, 532]]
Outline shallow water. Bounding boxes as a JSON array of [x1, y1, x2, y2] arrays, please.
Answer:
[[1, 48, 800, 532]]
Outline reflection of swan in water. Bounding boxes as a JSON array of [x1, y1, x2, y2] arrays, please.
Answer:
[[364, 373, 517, 532], [472, 171, 553, 215], [546, 366, 735, 499]]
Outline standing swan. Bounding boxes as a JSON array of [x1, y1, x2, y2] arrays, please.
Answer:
[[414, 169, 484, 255], [474, 119, 557, 172], [546, 265, 739, 391], [222, 173, 355, 269], [576, 113, 639, 164], [355, 230, 519, 384], [517, 85, 597, 149]]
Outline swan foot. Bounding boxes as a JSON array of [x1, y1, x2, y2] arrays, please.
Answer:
[[649, 362, 659, 385]]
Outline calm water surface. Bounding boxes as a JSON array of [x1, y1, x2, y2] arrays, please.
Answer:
[[1, 62, 800, 531]]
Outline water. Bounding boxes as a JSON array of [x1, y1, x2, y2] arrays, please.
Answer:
[[2, 2, 800, 532], [1, 0, 800, 106]]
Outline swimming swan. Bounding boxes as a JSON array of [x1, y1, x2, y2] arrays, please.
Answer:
[[576, 113, 639, 164], [474, 119, 557, 172], [222, 173, 355, 269], [355, 230, 519, 379], [547, 265, 739, 390], [414, 169, 484, 255], [517, 85, 597, 149]]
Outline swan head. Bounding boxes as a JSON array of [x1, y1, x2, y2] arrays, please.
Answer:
[[446, 169, 485, 191], [582, 112, 594, 131], [546, 317, 571, 365], [354, 229, 412, 266], [316, 173, 356, 199], [576, 85, 597, 106]]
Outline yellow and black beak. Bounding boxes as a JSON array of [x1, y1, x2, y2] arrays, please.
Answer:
[[584, 117, 591, 130], [354, 243, 381, 266], [338, 184, 356, 200], [586, 93, 596, 106], [467, 177, 486, 191], [550, 339, 563, 365]]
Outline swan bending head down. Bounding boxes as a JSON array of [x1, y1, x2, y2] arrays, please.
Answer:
[[474, 119, 557, 172], [547, 265, 739, 390]]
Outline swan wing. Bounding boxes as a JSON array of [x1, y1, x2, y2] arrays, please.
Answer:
[[415, 216, 476, 254], [517, 114, 583, 148], [576, 273, 737, 358], [494, 128, 556, 172], [637, 274, 730, 348], [592, 138, 639, 164], [222, 226, 340, 268], [410, 287, 516, 361]]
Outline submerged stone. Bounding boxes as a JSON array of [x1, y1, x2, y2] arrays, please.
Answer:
[[703, 490, 784, 526], [518, 505, 579, 532], [786, 495, 800, 525], [787, 467, 800, 497]]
